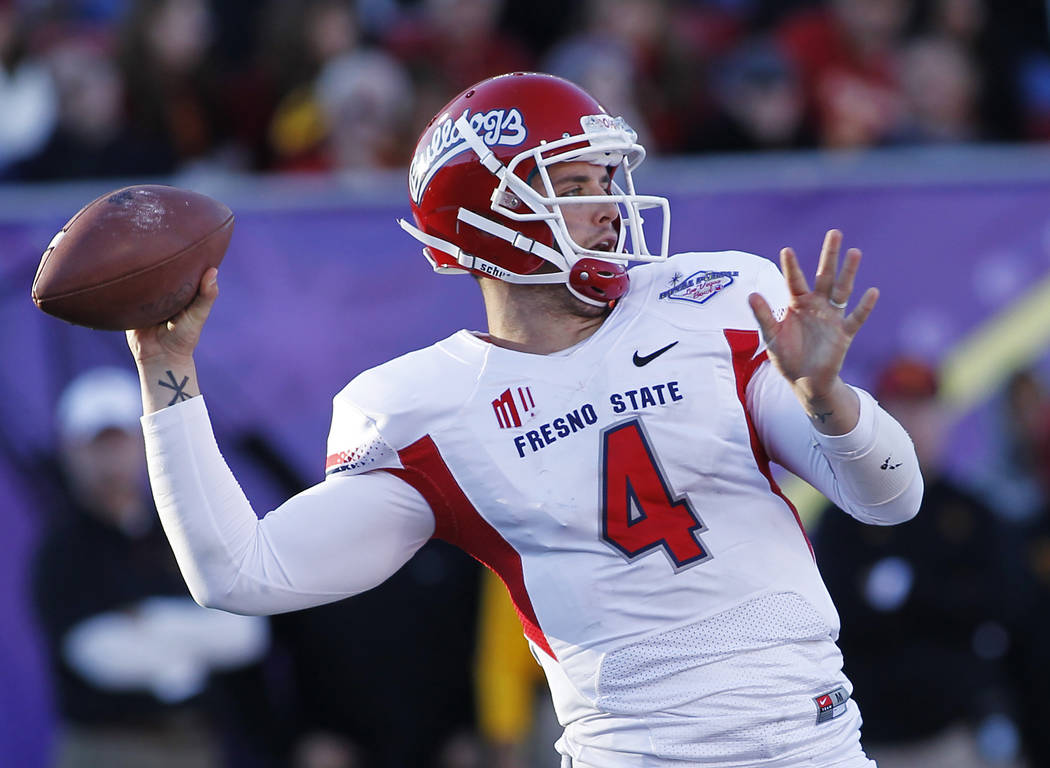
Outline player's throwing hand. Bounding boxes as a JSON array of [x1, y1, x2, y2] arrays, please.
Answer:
[[125, 268, 218, 413], [125, 268, 219, 365]]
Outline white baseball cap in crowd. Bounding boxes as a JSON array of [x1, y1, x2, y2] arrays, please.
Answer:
[[56, 367, 142, 441]]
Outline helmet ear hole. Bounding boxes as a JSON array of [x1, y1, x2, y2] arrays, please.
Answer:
[[570, 257, 629, 304]]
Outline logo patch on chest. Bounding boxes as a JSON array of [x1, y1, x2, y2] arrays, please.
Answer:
[[492, 386, 536, 429], [659, 269, 738, 305], [813, 686, 850, 724]]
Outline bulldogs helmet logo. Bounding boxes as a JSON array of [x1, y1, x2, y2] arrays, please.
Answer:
[[409, 107, 528, 205]]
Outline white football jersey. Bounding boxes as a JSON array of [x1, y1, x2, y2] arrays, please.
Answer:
[[325, 251, 876, 767]]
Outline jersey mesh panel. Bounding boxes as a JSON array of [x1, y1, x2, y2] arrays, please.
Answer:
[[654, 637, 845, 760], [597, 591, 831, 708], [326, 433, 395, 474], [595, 592, 840, 759]]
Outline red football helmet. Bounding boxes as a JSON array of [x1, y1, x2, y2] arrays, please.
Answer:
[[399, 72, 670, 305]]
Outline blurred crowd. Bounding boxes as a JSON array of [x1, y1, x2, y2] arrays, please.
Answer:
[[31, 366, 484, 768], [1, 0, 1050, 182], [812, 359, 1050, 768]]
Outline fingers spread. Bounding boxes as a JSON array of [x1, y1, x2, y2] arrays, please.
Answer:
[[830, 247, 861, 305], [780, 247, 811, 296], [814, 229, 842, 296], [844, 287, 879, 337], [748, 292, 778, 341]]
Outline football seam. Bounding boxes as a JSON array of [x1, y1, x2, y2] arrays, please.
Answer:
[[36, 214, 234, 302], [31, 187, 136, 302]]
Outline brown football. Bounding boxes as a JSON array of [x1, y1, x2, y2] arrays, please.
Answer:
[[31, 185, 234, 330]]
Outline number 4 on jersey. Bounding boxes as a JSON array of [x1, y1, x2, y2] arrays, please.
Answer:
[[601, 420, 710, 569]]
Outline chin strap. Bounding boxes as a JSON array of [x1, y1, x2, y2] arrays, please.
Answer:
[[398, 217, 564, 284], [455, 208, 566, 267]]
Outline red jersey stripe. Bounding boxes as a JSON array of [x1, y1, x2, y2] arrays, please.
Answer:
[[387, 435, 557, 659], [724, 329, 814, 559]]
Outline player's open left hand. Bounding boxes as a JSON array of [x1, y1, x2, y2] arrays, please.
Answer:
[[126, 268, 219, 365], [748, 230, 878, 403]]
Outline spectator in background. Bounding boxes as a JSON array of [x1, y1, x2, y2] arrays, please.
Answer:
[[692, 37, 813, 152], [812, 357, 1025, 768], [2, 0, 1050, 177], [0, 0, 58, 176], [499, 0, 581, 61], [12, 33, 175, 180], [709, 0, 819, 34], [982, 368, 1050, 766], [553, 0, 716, 153], [1011, 511, 1050, 767], [893, 35, 981, 143], [384, 0, 533, 135], [1017, 54, 1050, 140], [261, 0, 361, 97], [979, 369, 1050, 524], [31, 368, 272, 768], [116, 0, 230, 172], [262, 0, 363, 172], [896, 0, 1017, 143], [542, 35, 653, 149], [778, 0, 909, 148], [925, 0, 984, 40], [915, 0, 1030, 142], [313, 50, 414, 170]]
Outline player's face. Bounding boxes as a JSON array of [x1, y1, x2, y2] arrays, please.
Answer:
[[540, 161, 620, 253]]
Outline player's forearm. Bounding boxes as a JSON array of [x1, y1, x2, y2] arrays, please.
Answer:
[[792, 376, 860, 436], [142, 396, 259, 611], [751, 364, 922, 525], [810, 388, 923, 524], [136, 355, 201, 414]]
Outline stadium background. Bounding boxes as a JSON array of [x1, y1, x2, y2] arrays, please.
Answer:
[[3, 0, 1050, 765]]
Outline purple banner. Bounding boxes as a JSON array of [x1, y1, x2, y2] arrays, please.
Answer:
[[2, 152, 1049, 765]]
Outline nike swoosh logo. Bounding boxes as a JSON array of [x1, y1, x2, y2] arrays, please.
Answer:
[[633, 341, 679, 367]]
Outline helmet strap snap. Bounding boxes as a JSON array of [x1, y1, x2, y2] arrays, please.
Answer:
[[569, 258, 630, 305]]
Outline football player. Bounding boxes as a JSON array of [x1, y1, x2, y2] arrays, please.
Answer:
[[127, 72, 922, 767]]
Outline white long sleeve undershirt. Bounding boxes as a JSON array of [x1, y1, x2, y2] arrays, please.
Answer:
[[748, 361, 923, 525], [143, 397, 433, 614], [143, 371, 920, 616]]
